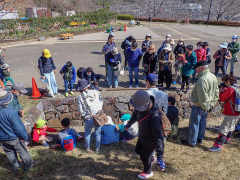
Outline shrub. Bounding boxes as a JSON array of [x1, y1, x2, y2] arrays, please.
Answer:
[[135, 17, 177, 23], [118, 14, 134, 20], [181, 20, 240, 26]]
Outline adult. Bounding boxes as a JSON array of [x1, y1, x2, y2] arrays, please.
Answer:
[[125, 90, 165, 179], [38, 49, 59, 98], [148, 16, 152, 27], [8, 82, 28, 117], [173, 38, 186, 85], [228, 35, 240, 75], [81, 67, 100, 84], [145, 73, 168, 114], [102, 35, 116, 81], [0, 90, 33, 173], [209, 75, 239, 152], [121, 36, 134, 69], [142, 34, 153, 56], [106, 47, 122, 88], [77, 79, 103, 154], [213, 42, 232, 77], [143, 44, 158, 76], [180, 45, 197, 93], [158, 44, 174, 89], [126, 42, 142, 88], [157, 34, 172, 55], [182, 61, 219, 147]]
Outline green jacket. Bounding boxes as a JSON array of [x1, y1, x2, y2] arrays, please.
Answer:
[[182, 51, 197, 76], [228, 42, 240, 58], [191, 69, 219, 111]]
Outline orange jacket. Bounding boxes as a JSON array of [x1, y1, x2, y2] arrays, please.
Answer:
[[0, 79, 4, 88]]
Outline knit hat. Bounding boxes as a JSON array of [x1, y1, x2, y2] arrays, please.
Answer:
[[120, 114, 131, 121], [130, 90, 151, 112], [42, 49, 51, 58], [0, 90, 13, 105], [36, 118, 47, 128], [105, 116, 114, 125]]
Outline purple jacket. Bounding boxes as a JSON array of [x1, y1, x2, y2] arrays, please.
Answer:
[[126, 47, 142, 68]]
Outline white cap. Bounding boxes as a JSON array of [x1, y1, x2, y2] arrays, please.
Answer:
[[166, 34, 171, 38]]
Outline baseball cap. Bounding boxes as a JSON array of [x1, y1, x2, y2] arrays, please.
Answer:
[[144, 73, 158, 83]]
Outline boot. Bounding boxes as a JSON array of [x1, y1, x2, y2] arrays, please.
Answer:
[[225, 131, 233, 144]]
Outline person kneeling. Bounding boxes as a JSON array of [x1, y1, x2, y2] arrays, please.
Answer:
[[101, 116, 119, 145]]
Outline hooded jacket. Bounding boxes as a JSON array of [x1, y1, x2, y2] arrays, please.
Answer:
[[125, 96, 164, 159], [32, 124, 57, 142], [182, 51, 197, 77], [102, 42, 116, 58], [0, 106, 28, 141], [194, 49, 206, 61], [191, 69, 219, 111], [38, 56, 56, 76], [228, 42, 240, 58], [60, 65, 76, 82]]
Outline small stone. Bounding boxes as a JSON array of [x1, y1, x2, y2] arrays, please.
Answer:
[[50, 98, 63, 106], [181, 94, 190, 101], [168, 93, 176, 97], [41, 99, 51, 107], [70, 102, 78, 111], [44, 105, 56, 113], [115, 103, 129, 112], [56, 105, 69, 113], [45, 112, 55, 120], [63, 98, 75, 105], [117, 96, 131, 103], [59, 113, 73, 121], [105, 96, 117, 104], [70, 120, 83, 127], [56, 111, 61, 118]]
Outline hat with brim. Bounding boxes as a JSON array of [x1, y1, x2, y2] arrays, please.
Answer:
[[105, 116, 114, 125], [130, 90, 151, 112], [146, 34, 151, 39], [144, 73, 158, 83], [219, 42, 228, 49], [42, 49, 51, 58], [163, 44, 172, 52], [169, 39, 175, 45], [2, 63, 10, 70], [0, 90, 13, 105], [12, 82, 28, 94], [36, 118, 47, 128], [194, 60, 208, 69], [76, 79, 90, 91]]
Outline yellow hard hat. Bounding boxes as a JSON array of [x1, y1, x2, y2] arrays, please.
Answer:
[[42, 49, 51, 58]]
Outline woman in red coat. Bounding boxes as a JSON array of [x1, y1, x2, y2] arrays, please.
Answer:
[[209, 74, 240, 152]]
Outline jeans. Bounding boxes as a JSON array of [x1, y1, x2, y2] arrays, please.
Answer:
[[108, 65, 118, 87], [84, 118, 101, 149], [230, 57, 236, 74], [215, 66, 226, 77], [128, 66, 139, 86], [64, 80, 73, 93], [188, 106, 208, 145], [44, 71, 58, 96], [4, 77, 14, 86]]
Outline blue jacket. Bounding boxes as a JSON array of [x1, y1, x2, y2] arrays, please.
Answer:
[[7, 93, 23, 114], [182, 51, 197, 77], [0, 106, 28, 141], [101, 124, 119, 145], [60, 65, 76, 82], [38, 56, 56, 76], [126, 47, 142, 68], [106, 52, 122, 67], [81, 70, 97, 83]]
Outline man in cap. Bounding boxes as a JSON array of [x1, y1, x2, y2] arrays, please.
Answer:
[[182, 60, 219, 147], [228, 35, 240, 75], [0, 90, 33, 173], [7, 82, 28, 117], [145, 73, 168, 114], [126, 42, 143, 88], [125, 90, 165, 179], [38, 49, 59, 98]]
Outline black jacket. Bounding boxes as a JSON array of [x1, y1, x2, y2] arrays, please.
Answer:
[[106, 52, 122, 67], [38, 56, 56, 76], [173, 45, 186, 57], [143, 52, 158, 73], [126, 96, 164, 159]]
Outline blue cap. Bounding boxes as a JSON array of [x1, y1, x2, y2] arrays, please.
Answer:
[[144, 73, 158, 83], [232, 35, 238, 39]]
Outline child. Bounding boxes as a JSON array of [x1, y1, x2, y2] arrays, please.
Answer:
[[119, 114, 138, 142], [2, 63, 14, 86], [55, 118, 83, 151], [32, 118, 57, 147], [203, 41, 211, 64], [166, 96, 179, 139], [91, 81, 102, 91], [60, 61, 76, 97], [101, 116, 119, 145]]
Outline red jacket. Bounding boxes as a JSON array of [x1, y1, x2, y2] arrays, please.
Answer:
[[194, 49, 206, 62], [219, 86, 240, 116], [32, 124, 57, 142]]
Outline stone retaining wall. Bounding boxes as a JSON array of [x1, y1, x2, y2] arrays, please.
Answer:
[[23, 93, 223, 133]]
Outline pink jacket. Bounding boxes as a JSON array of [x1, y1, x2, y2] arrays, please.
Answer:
[[194, 49, 206, 62]]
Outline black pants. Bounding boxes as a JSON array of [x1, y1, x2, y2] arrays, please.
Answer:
[[182, 75, 190, 86], [158, 70, 172, 88], [124, 53, 128, 67], [135, 139, 155, 174]]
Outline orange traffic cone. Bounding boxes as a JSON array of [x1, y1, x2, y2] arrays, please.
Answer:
[[124, 24, 127, 31], [32, 77, 42, 99]]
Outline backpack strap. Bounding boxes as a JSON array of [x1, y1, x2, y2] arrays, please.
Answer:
[[37, 130, 40, 135], [139, 114, 151, 124]]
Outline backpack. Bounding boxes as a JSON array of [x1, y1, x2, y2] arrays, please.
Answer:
[[121, 40, 127, 49], [77, 67, 85, 79], [60, 129, 77, 152], [229, 85, 240, 113]]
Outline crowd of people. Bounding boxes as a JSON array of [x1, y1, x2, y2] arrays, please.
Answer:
[[0, 31, 240, 179]]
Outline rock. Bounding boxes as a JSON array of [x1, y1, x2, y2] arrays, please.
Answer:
[[28, 107, 41, 119], [63, 98, 75, 105], [23, 115, 35, 133], [56, 105, 69, 113], [105, 96, 117, 104], [38, 37, 46, 41], [179, 108, 184, 118], [70, 102, 78, 111], [73, 112, 81, 120], [181, 94, 190, 101], [47, 118, 61, 127], [118, 96, 131, 103], [41, 99, 51, 107], [59, 113, 73, 121], [208, 112, 213, 118], [50, 98, 63, 106], [175, 94, 181, 102], [56, 111, 61, 118], [183, 108, 191, 119], [168, 93, 176, 97], [70, 120, 83, 127], [44, 105, 56, 113], [115, 103, 129, 112], [45, 112, 55, 120]]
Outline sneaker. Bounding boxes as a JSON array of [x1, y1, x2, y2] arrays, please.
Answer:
[[135, 85, 139, 88], [120, 139, 130, 142], [43, 142, 49, 147], [86, 148, 90, 152], [208, 146, 221, 152], [69, 91, 74, 95], [157, 159, 166, 171], [197, 139, 202, 144], [172, 81, 176, 85], [50, 144, 61, 150], [65, 93, 68, 97], [108, 85, 112, 88], [96, 148, 100, 154], [138, 172, 153, 179], [129, 85, 133, 88], [151, 156, 157, 166]]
